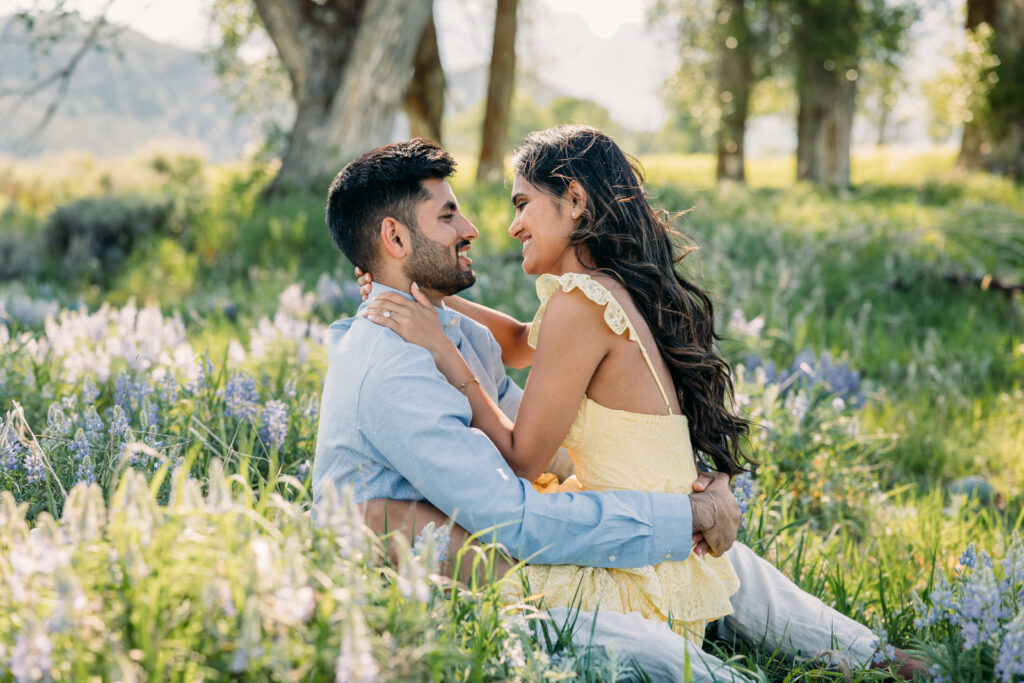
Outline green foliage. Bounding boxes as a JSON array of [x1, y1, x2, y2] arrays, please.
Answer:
[[922, 23, 1001, 143], [44, 194, 175, 284]]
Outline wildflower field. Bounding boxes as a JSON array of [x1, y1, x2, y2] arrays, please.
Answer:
[[0, 147, 1022, 680]]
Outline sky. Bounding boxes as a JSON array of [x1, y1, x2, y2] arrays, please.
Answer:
[[0, 0, 650, 51], [1, 0, 961, 142]]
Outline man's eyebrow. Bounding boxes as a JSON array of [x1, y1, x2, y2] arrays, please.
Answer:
[[441, 200, 457, 212]]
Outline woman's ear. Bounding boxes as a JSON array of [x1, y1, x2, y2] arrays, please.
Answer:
[[379, 217, 409, 259], [567, 180, 588, 220]]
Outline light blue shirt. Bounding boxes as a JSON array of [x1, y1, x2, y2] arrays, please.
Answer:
[[312, 283, 694, 567]]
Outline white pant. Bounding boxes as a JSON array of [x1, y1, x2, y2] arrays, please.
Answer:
[[547, 542, 878, 682]]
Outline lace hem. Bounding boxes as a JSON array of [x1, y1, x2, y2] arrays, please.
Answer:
[[528, 273, 637, 349]]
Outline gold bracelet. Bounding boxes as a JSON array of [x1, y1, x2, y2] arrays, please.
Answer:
[[456, 376, 480, 394]]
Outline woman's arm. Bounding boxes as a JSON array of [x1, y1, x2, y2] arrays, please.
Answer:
[[356, 267, 534, 368], [364, 286, 610, 482], [443, 296, 534, 368]]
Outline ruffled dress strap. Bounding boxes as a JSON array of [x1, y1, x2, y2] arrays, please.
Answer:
[[529, 273, 674, 414]]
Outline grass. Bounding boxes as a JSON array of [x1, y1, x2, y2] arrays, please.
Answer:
[[0, 145, 1022, 679]]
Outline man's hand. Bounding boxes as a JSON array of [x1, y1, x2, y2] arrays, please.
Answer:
[[689, 473, 741, 557]]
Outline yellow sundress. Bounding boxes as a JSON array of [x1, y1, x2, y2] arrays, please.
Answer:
[[503, 272, 740, 646]]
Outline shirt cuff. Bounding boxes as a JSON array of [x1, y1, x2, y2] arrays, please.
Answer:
[[649, 492, 693, 563]]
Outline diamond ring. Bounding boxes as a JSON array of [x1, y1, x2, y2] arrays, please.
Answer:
[[383, 311, 391, 318]]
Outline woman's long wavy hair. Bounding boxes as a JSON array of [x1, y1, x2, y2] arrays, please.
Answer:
[[513, 125, 754, 475]]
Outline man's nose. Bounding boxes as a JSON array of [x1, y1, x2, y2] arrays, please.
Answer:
[[459, 215, 479, 241]]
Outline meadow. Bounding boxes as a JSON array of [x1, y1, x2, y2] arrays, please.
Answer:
[[0, 146, 1022, 681]]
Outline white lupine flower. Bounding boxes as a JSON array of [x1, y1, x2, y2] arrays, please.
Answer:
[[279, 284, 314, 318], [270, 586, 315, 626], [9, 629, 53, 683], [228, 339, 246, 363], [335, 621, 378, 683]]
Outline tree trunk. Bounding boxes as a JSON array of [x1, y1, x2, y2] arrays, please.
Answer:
[[255, 0, 432, 194], [796, 64, 856, 187], [404, 11, 444, 143], [715, 0, 752, 183], [477, 0, 518, 183], [959, 0, 1024, 177]]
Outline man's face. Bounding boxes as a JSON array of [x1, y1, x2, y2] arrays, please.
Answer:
[[404, 178, 479, 296]]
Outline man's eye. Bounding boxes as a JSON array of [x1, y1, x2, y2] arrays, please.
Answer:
[[442, 213, 454, 220]]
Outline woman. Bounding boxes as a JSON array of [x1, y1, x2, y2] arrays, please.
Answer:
[[363, 125, 751, 645]]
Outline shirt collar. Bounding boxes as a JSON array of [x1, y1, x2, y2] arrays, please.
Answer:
[[359, 282, 463, 330]]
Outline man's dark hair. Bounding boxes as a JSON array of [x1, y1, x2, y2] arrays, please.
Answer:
[[325, 138, 456, 271]]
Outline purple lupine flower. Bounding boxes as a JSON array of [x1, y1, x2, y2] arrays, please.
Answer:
[[1, 423, 23, 474], [23, 448, 46, 484], [996, 610, 1024, 683], [80, 374, 100, 404], [733, 473, 756, 529], [46, 403, 72, 436], [82, 406, 104, 443], [224, 371, 260, 421], [108, 405, 130, 441], [141, 395, 159, 430], [70, 428, 91, 462], [958, 559, 1007, 648], [159, 372, 178, 403], [114, 369, 131, 407], [259, 400, 288, 451], [75, 456, 96, 485], [960, 542, 978, 569], [871, 627, 897, 665]]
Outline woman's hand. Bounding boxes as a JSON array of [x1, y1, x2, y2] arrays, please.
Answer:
[[355, 267, 372, 300], [363, 283, 453, 361]]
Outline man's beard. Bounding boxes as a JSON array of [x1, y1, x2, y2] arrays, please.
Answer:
[[405, 229, 476, 296]]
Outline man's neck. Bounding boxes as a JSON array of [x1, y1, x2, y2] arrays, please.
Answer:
[[373, 274, 445, 307]]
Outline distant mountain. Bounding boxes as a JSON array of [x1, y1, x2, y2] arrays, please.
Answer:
[[0, 14, 257, 161]]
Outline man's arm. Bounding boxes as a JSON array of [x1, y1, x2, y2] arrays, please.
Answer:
[[444, 295, 534, 368], [359, 335, 700, 568]]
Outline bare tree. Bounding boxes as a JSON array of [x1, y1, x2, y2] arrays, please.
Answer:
[[403, 11, 444, 143], [477, 0, 517, 183], [253, 0, 432, 193], [0, 1, 121, 160]]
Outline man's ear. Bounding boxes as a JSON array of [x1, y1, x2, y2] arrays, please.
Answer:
[[566, 180, 588, 220], [379, 217, 410, 259]]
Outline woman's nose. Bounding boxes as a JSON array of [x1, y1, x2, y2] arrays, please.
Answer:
[[508, 215, 521, 238]]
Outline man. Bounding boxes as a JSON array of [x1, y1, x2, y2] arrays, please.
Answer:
[[312, 139, 924, 681]]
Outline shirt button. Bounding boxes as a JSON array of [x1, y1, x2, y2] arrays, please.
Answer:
[[448, 319, 457, 326], [608, 555, 616, 562]]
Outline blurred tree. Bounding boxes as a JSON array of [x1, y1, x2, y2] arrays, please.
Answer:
[[655, 0, 781, 183], [477, 0, 518, 182], [857, 58, 909, 146], [790, 0, 917, 186], [958, 0, 1024, 177], [248, 0, 432, 193], [404, 13, 445, 143]]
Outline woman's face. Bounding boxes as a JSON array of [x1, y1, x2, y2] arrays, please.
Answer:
[[508, 173, 579, 276]]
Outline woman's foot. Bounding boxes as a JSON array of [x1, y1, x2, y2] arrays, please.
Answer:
[[871, 647, 931, 680]]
